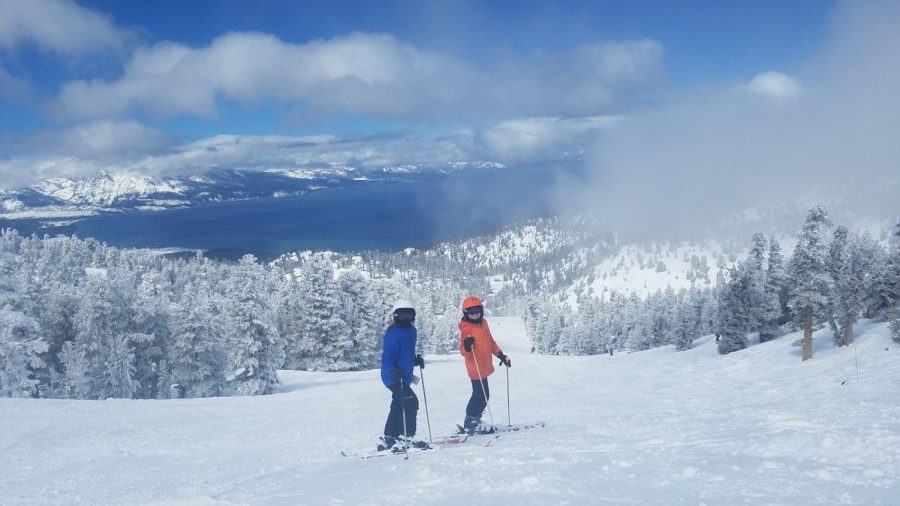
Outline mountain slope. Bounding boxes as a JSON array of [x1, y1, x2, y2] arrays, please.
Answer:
[[2, 320, 897, 504]]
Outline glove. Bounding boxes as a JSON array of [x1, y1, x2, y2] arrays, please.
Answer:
[[498, 352, 511, 368], [414, 354, 425, 369], [463, 336, 475, 352], [391, 368, 403, 381]]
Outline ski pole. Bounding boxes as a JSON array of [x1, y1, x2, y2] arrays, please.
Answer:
[[470, 348, 495, 426], [419, 363, 433, 443], [506, 363, 511, 427], [399, 376, 410, 459]]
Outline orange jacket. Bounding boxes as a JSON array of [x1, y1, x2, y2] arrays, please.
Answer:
[[459, 319, 502, 380]]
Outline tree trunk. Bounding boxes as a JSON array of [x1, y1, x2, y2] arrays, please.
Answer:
[[841, 322, 854, 347], [802, 306, 813, 361]]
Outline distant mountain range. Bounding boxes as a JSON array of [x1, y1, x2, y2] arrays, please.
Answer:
[[0, 162, 505, 218]]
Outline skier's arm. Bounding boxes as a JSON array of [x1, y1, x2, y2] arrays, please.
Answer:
[[382, 331, 399, 370]]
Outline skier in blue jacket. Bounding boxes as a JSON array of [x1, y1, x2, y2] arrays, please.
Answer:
[[378, 300, 427, 451]]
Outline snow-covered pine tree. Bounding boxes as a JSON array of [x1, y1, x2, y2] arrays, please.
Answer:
[[170, 283, 226, 397], [558, 294, 598, 355], [866, 241, 900, 319], [716, 266, 750, 354], [760, 239, 788, 342], [0, 243, 46, 397], [64, 271, 144, 399], [336, 270, 381, 369], [788, 205, 833, 361], [222, 255, 284, 395], [132, 270, 171, 399], [827, 227, 873, 346], [35, 283, 78, 396], [0, 308, 47, 398], [744, 233, 782, 343], [290, 255, 352, 371], [673, 294, 694, 351]]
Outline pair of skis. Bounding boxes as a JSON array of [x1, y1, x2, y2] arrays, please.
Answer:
[[341, 422, 545, 460]]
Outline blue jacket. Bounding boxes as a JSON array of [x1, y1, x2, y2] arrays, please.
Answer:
[[381, 324, 417, 388]]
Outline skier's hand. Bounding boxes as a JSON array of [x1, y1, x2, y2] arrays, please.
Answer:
[[498, 352, 511, 368], [414, 354, 425, 369], [391, 368, 403, 380], [463, 336, 474, 352]]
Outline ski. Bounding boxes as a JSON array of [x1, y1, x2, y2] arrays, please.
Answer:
[[456, 421, 546, 436], [341, 445, 433, 460], [341, 430, 505, 459], [431, 434, 469, 445]]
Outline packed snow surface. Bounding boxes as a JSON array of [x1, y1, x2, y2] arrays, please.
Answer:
[[2, 318, 899, 505]]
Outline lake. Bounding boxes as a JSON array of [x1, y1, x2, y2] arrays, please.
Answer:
[[68, 168, 557, 259]]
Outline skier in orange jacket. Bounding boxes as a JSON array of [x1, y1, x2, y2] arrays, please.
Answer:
[[458, 295, 511, 434]]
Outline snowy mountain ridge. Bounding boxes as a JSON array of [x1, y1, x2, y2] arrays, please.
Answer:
[[0, 161, 506, 217], [280, 217, 748, 304], [32, 171, 188, 207]]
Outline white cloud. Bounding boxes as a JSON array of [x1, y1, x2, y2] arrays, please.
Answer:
[[0, 112, 625, 188], [0, 121, 174, 187], [0, 127, 479, 188], [743, 71, 801, 99], [53, 32, 663, 121], [482, 116, 617, 160], [139, 131, 478, 177], [11, 120, 173, 159], [0, 0, 130, 55], [553, 0, 900, 239]]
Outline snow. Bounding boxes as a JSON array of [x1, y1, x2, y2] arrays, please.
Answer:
[[33, 173, 187, 207], [2, 319, 899, 504], [0, 209, 100, 220]]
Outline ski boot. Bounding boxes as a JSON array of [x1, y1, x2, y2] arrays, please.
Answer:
[[376, 435, 397, 452], [462, 415, 497, 435], [397, 436, 431, 450]]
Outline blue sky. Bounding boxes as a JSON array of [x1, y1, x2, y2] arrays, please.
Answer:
[[2, 0, 898, 202]]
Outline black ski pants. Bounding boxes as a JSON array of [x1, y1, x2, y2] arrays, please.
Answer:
[[384, 382, 418, 438], [465, 378, 490, 419]]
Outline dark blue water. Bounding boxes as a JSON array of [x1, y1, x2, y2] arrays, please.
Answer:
[[70, 168, 557, 259]]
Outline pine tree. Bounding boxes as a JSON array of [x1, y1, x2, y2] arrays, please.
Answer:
[[673, 296, 694, 351], [35, 283, 79, 396], [132, 270, 171, 399], [717, 267, 750, 354], [0, 309, 47, 398], [827, 227, 872, 346], [788, 205, 833, 361], [64, 273, 143, 399], [222, 255, 284, 395], [170, 284, 226, 397], [760, 239, 788, 341], [337, 270, 381, 369], [866, 244, 900, 318], [290, 255, 352, 371]]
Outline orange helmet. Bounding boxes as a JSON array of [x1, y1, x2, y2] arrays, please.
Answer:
[[462, 295, 482, 310]]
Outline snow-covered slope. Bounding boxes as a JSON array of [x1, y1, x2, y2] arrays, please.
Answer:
[[2, 319, 898, 504], [32, 172, 188, 207]]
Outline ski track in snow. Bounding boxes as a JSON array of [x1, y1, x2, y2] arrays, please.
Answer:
[[2, 317, 899, 505]]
